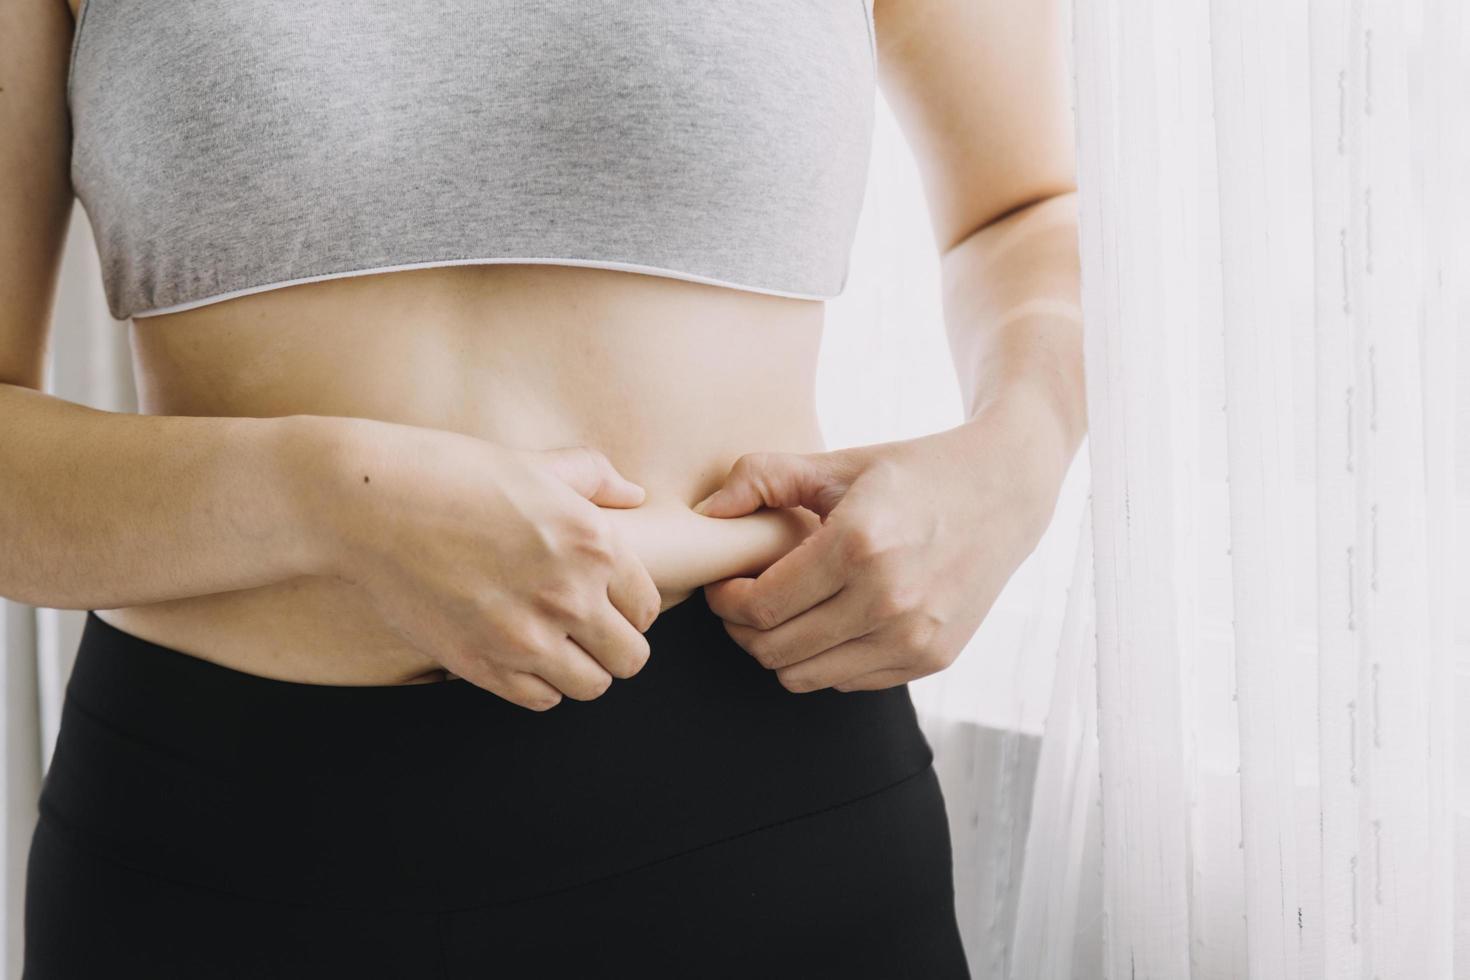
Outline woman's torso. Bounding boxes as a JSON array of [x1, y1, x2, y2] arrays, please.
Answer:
[[33, 9, 954, 944], [64, 0, 877, 686]]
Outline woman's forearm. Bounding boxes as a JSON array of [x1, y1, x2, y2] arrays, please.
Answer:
[[0, 378, 821, 618], [940, 189, 1087, 491], [0, 382, 335, 610]]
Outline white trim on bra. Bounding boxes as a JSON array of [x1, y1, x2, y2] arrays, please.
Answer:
[[130, 256, 836, 319]]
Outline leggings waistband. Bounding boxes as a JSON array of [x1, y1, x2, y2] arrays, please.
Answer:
[[39, 592, 934, 911]]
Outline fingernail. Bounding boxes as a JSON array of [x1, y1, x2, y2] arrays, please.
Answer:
[[691, 492, 715, 514]]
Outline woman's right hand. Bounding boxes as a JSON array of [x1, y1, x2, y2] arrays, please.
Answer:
[[300, 416, 662, 711]]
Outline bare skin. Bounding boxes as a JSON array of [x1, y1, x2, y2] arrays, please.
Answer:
[[106, 262, 828, 687], [1, 0, 1084, 705]]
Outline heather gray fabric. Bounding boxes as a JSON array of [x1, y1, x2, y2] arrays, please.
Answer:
[[67, 1, 878, 320]]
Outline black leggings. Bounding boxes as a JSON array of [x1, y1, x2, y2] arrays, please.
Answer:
[[24, 591, 970, 978]]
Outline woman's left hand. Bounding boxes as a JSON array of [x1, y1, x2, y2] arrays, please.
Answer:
[[691, 393, 1072, 693]]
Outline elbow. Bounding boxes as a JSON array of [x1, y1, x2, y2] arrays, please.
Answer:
[[940, 185, 1079, 258]]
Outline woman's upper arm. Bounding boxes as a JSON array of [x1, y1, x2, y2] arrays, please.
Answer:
[[873, 0, 1077, 253], [1, 0, 78, 390]]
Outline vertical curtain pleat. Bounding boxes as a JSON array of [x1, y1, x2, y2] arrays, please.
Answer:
[[1417, 1, 1467, 973], [1009, 504, 1103, 979], [1071, 0, 1199, 975], [1209, 0, 1309, 975], [1326, 2, 1454, 974]]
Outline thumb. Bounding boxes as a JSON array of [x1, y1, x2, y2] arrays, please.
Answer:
[[533, 446, 646, 508], [692, 450, 857, 519]]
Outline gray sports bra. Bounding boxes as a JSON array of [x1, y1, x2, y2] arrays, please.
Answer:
[[66, 1, 878, 321]]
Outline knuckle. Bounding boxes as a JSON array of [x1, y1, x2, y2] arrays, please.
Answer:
[[915, 654, 948, 678], [871, 583, 922, 622], [525, 692, 563, 712], [730, 452, 769, 478], [576, 444, 610, 468], [913, 607, 946, 646], [532, 581, 590, 622], [777, 668, 817, 694], [844, 524, 886, 564], [569, 519, 616, 563], [453, 656, 502, 692], [906, 627, 939, 661], [744, 596, 782, 632], [561, 446, 609, 489], [447, 636, 486, 673], [503, 628, 542, 666], [891, 621, 924, 656], [504, 622, 556, 667], [609, 636, 651, 679], [566, 669, 614, 702], [629, 593, 660, 634], [911, 636, 950, 673], [459, 620, 522, 671], [509, 675, 563, 711], [743, 630, 779, 667]]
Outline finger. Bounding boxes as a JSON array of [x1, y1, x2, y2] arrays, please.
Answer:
[[501, 669, 568, 710], [566, 599, 652, 680], [692, 450, 860, 520], [704, 522, 847, 631], [723, 584, 869, 670], [832, 667, 917, 693], [454, 659, 564, 712], [443, 621, 575, 710], [773, 636, 896, 694], [604, 532, 662, 633], [536, 445, 646, 508], [523, 633, 616, 703]]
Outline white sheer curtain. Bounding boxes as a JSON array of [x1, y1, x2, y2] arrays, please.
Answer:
[[1010, 1, 1467, 979]]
